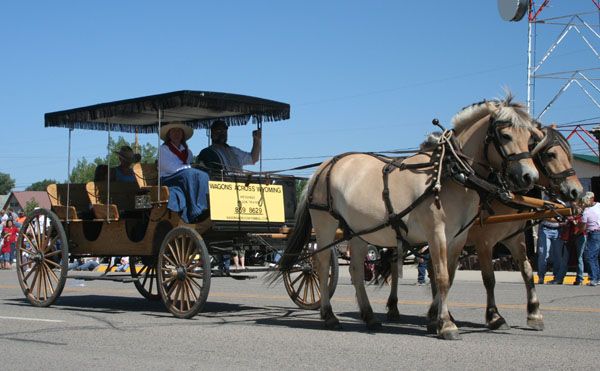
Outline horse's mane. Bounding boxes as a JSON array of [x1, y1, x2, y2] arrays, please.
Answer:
[[451, 92, 534, 131]]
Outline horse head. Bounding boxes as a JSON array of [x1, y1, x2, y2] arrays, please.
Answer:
[[452, 94, 539, 193], [531, 125, 583, 201]]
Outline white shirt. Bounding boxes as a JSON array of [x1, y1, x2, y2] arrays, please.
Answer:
[[159, 143, 193, 177], [582, 202, 600, 232]]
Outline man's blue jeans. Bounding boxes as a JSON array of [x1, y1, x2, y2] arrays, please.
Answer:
[[584, 231, 600, 282], [575, 235, 586, 283], [537, 225, 562, 282]]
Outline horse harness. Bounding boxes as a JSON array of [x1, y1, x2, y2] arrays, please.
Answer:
[[303, 123, 521, 257]]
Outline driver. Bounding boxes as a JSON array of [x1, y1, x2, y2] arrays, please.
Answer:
[[196, 120, 261, 172]]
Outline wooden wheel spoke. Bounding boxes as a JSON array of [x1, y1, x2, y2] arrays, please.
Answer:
[[45, 235, 60, 254], [148, 269, 156, 294], [309, 274, 316, 304], [23, 234, 39, 252], [167, 243, 180, 265], [186, 271, 204, 279], [189, 275, 204, 291], [163, 254, 178, 268], [174, 237, 183, 263], [44, 249, 62, 258], [290, 272, 304, 286], [44, 258, 62, 270], [45, 263, 61, 284], [167, 279, 178, 297], [301, 276, 309, 303], [184, 278, 198, 302], [294, 275, 306, 298], [24, 264, 38, 282]]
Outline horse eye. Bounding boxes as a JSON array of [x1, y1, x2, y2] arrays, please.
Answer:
[[542, 152, 556, 160], [500, 133, 512, 141]]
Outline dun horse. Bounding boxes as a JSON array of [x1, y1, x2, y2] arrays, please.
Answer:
[[276, 95, 539, 339], [450, 126, 582, 331]]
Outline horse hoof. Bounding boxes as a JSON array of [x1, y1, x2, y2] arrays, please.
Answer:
[[366, 319, 382, 331], [487, 317, 510, 331], [387, 310, 401, 322], [527, 318, 545, 331], [426, 322, 437, 334], [440, 330, 462, 340], [324, 317, 341, 330]]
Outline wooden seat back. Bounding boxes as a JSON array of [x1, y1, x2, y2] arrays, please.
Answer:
[[46, 183, 90, 220], [132, 163, 158, 187], [86, 181, 141, 220]]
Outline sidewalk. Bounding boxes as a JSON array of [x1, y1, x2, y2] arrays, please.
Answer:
[[339, 262, 591, 285]]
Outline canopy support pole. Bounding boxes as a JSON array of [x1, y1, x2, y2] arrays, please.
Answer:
[[106, 122, 111, 222], [157, 110, 162, 202], [66, 127, 73, 223]]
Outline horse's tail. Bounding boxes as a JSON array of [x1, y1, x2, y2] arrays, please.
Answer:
[[266, 184, 313, 283], [372, 248, 396, 285]]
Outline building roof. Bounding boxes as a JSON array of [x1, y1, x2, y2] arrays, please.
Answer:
[[3, 191, 51, 210], [573, 153, 599, 165]]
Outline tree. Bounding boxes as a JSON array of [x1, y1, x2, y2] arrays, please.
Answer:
[[68, 136, 157, 183], [0, 172, 15, 194], [26, 179, 58, 191], [69, 157, 104, 183], [24, 198, 39, 215]]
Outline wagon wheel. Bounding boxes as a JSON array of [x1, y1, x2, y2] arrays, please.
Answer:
[[130, 256, 160, 301], [283, 246, 339, 310], [157, 227, 211, 318], [16, 209, 68, 307]]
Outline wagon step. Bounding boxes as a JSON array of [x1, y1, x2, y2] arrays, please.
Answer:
[[67, 273, 139, 283]]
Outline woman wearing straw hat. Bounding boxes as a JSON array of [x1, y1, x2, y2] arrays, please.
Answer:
[[159, 122, 210, 223]]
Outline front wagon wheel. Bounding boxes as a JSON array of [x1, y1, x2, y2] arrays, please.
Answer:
[[16, 209, 68, 307], [157, 227, 211, 318]]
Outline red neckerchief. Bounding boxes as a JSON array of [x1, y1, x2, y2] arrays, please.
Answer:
[[167, 142, 188, 164]]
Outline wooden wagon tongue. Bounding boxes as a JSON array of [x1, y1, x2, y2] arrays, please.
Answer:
[[482, 194, 572, 225]]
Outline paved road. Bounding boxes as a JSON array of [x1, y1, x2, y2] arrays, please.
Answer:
[[0, 265, 598, 370]]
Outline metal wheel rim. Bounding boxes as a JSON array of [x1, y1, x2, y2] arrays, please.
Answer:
[[16, 209, 68, 307], [130, 256, 160, 301], [283, 248, 338, 310], [158, 227, 210, 318]]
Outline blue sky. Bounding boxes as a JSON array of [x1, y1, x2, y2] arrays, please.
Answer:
[[1, 1, 599, 190]]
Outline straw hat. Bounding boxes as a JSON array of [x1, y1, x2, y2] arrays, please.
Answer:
[[114, 146, 141, 163], [160, 122, 194, 141]]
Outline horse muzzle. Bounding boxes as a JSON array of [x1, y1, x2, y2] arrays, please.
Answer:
[[505, 162, 539, 193]]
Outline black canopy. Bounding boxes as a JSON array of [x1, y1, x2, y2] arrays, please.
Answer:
[[44, 90, 290, 133]]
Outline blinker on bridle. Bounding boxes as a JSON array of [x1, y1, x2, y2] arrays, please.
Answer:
[[483, 117, 532, 172], [530, 127, 576, 185]]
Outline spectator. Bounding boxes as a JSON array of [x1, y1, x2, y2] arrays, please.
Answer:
[[537, 218, 564, 284], [1, 219, 18, 269], [417, 245, 430, 286], [232, 247, 246, 272], [567, 203, 587, 285], [16, 211, 26, 227], [115, 257, 129, 272], [581, 192, 600, 286]]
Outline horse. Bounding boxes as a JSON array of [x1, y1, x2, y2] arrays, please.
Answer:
[[450, 126, 582, 331], [276, 95, 539, 340]]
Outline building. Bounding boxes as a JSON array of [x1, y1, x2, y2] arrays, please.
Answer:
[[2, 191, 51, 213], [573, 154, 599, 197]]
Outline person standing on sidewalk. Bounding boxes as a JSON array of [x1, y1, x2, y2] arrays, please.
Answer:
[[537, 218, 564, 284], [581, 192, 600, 286]]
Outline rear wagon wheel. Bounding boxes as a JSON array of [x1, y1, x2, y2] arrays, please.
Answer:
[[283, 246, 338, 310], [16, 209, 68, 307]]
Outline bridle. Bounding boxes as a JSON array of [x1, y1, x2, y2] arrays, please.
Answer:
[[530, 126, 576, 187], [483, 117, 533, 187]]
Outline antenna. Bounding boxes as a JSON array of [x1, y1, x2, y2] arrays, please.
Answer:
[[497, 0, 528, 22]]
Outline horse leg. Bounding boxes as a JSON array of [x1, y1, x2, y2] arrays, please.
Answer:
[[476, 241, 509, 330], [426, 258, 439, 333], [348, 238, 380, 330], [430, 232, 461, 340], [506, 234, 544, 330], [386, 242, 402, 322], [312, 212, 341, 329]]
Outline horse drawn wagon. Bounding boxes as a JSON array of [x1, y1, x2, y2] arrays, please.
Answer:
[[16, 90, 338, 318]]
